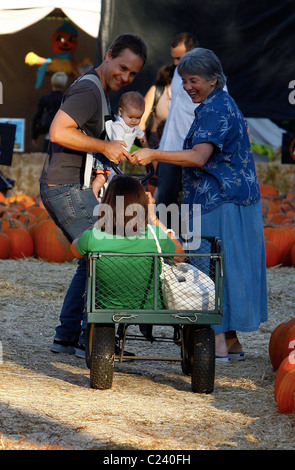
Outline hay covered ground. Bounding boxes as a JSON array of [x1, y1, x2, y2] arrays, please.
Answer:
[[0, 258, 295, 451], [0, 153, 295, 451]]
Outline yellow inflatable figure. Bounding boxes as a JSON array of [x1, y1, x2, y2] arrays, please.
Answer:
[[25, 22, 92, 89]]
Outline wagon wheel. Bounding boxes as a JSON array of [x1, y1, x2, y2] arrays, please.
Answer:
[[87, 323, 115, 390], [191, 326, 215, 394], [85, 323, 93, 369]]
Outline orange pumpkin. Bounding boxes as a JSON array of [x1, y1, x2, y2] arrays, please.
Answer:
[[33, 218, 74, 262], [0, 231, 11, 259], [0, 217, 27, 231], [268, 213, 293, 225], [276, 367, 295, 413], [26, 204, 47, 217], [5, 194, 35, 208], [264, 226, 295, 265], [291, 243, 295, 267], [274, 356, 295, 402], [259, 184, 279, 197], [264, 239, 280, 267], [3, 220, 34, 259], [269, 321, 287, 369], [269, 319, 295, 370]]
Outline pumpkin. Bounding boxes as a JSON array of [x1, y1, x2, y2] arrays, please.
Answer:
[[0, 217, 27, 231], [33, 218, 74, 262], [269, 319, 295, 370], [276, 367, 295, 413], [26, 204, 47, 217], [274, 356, 295, 402], [5, 194, 35, 208], [264, 239, 280, 267], [268, 213, 293, 225], [269, 321, 287, 369], [14, 211, 37, 226], [259, 184, 279, 197], [27, 210, 50, 237], [263, 226, 295, 265], [0, 231, 11, 259], [2, 220, 34, 259]]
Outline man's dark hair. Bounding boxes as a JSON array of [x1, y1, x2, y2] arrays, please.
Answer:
[[108, 33, 147, 66], [171, 32, 199, 52]]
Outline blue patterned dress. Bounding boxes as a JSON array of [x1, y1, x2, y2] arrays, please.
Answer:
[[183, 89, 268, 333]]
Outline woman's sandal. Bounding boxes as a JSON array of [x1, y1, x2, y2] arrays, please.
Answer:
[[227, 337, 245, 361]]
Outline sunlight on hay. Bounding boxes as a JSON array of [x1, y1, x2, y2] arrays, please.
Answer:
[[0, 153, 46, 197]]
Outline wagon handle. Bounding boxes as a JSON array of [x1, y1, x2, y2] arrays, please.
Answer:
[[110, 162, 154, 184]]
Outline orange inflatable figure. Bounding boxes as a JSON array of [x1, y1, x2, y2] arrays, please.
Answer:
[[25, 22, 92, 89]]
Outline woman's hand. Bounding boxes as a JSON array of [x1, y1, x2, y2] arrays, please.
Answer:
[[131, 148, 155, 166], [71, 238, 84, 258]]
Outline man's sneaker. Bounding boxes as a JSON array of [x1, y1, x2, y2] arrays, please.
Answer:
[[50, 339, 77, 355], [75, 344, 85, 359], [73, 341, 135, 359]]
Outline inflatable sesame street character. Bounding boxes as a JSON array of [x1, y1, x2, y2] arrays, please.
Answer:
[[25, 22, 92, 89]]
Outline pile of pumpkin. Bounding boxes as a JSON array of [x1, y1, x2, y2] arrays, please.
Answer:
[[261, 184, 295, 268], [0, 192, 74, 262], [269, 318, 295, 414]]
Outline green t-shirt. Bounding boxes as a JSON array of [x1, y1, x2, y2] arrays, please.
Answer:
[[77, 224, 175, 310]]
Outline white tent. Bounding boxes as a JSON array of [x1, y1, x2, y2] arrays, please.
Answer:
[[0, 2, 100, 151], [0, 1, 101, 38]]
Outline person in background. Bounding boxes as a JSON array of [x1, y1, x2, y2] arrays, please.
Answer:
[[39, 33, 147, 358], [156, 32, 199, 211], [139, 64, 173, 195], [32, 72, 68, 153], [140, 64, 173, 149], [131, 47, 268, 363]]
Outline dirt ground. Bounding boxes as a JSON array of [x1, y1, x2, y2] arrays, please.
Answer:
[[0, 257, 294, 451]]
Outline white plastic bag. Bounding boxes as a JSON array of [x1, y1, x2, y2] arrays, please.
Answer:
[[148, 224, 215, 311]]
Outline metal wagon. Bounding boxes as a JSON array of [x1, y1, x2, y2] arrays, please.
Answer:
[[85, 236, 224, 393]]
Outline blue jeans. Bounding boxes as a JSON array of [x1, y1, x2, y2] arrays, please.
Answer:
[[40, 183, 98, 345]]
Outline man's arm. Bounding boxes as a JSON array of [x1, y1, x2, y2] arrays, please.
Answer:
[[49, 109, 130, 164]]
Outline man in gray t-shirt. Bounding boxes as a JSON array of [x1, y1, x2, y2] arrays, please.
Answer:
[[40, 34, 147, 357]]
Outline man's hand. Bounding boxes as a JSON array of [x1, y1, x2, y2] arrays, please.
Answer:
[[103, 140, 130, 164]]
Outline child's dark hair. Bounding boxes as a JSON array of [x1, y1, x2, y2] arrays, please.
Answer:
[[119, 91, 145, 112], [99, 176, 148, 235]]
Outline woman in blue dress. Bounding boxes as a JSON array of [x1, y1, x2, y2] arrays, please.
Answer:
[[131, 47, 268, 362]]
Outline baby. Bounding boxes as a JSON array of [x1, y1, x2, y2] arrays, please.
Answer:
[[92, 91, 148, 196]]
